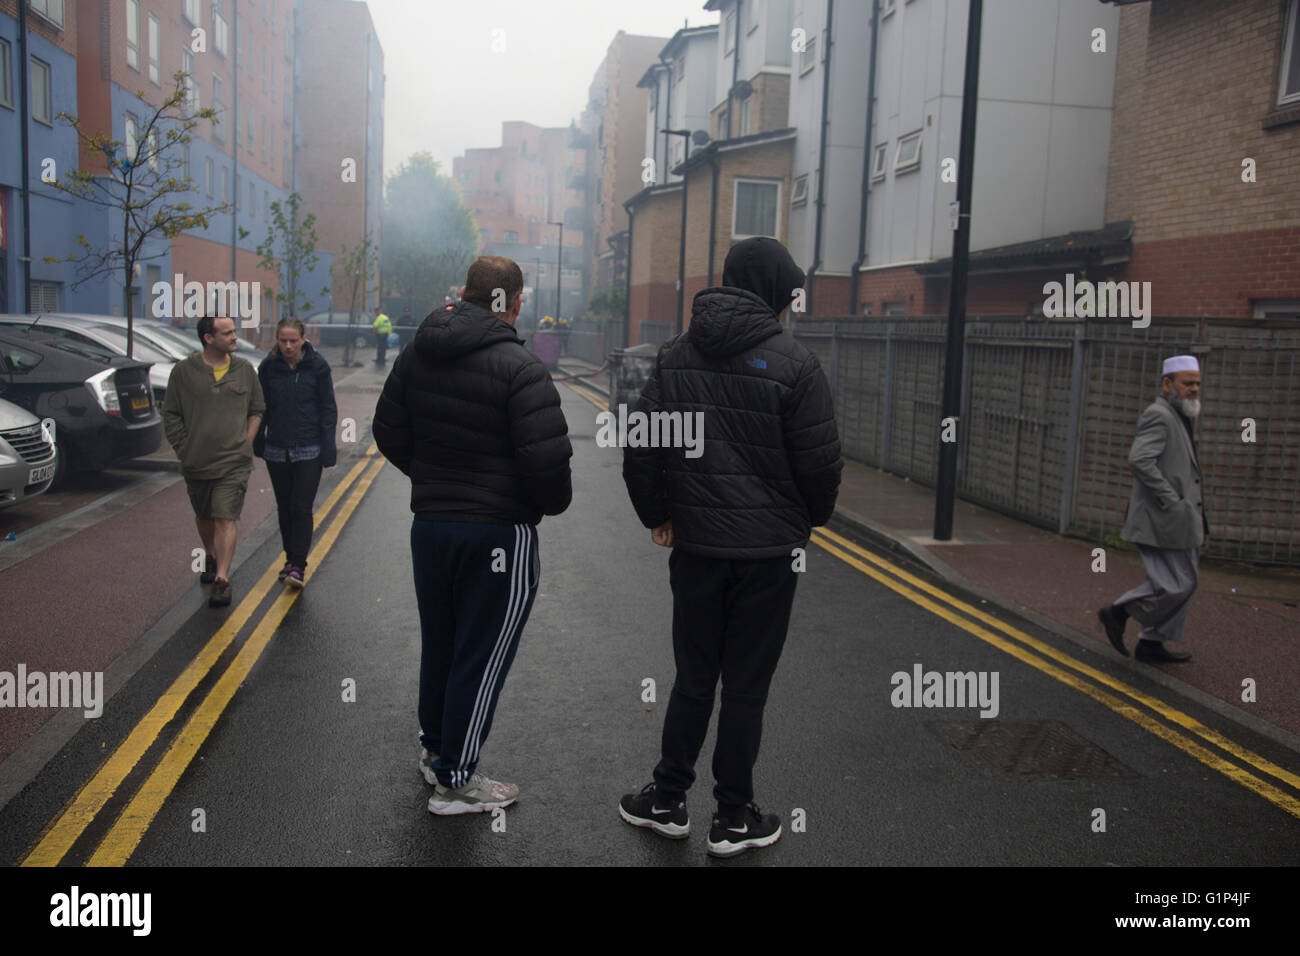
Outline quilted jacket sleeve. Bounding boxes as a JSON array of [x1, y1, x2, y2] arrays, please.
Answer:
[[782, 351, 842, 526], [622, 351, 671, 530], [372, 348, 413, 476], [508, 358, 573, 516]]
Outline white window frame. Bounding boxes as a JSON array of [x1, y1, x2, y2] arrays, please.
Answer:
[[126, 0, 140, 71], [1253, 299, 1300, 318], [871, 143, 888, 181], [212, 75, 225, 141], [799, 34, 817, 75], [124, 112, 139, 162], [214, 1, 230, 57], [146, 128, 159, 171], [148, 14, 161, 85], [0, 38, 12, 109], [183, 0, 202, 27], [30, 57, 52, 126], [206, 156, 214, 196], [731, 177, 782, 240], [791, 173, 809, 206], [881, 0, 897, 18], [221, 164, 230, 202], [1279, 0, 1300, 106], [30, 0, 64, 29], [725, 10, 736, 55], [748, 0, 762, 33], [894, 130, 922, 174]]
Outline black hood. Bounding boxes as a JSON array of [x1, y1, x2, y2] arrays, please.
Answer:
[[268, 338, 320, 369], [686, 288, 784, 358], [721, 237, 806, 316], [414, 301, 520, 361]]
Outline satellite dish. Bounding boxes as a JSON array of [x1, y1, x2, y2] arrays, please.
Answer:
[[733, 79, 754, 100], [691, 130, 711, 147]]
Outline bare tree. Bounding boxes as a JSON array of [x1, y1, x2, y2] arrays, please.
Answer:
[[43, 71, 231, 358], [334, 234, 379, 367]]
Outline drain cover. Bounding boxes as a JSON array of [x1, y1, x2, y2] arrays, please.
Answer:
[[926, 720, 1139, 781]]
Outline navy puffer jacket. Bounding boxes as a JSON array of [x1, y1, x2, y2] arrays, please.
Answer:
[[623, 237, 842, 559], [254, 340, 338, 467], [372, 301, 572, 525]]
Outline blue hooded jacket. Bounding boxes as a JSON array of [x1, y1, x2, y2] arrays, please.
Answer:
[[254, 340, 338, 467]]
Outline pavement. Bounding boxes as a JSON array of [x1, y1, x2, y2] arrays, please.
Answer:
[[557, 355, 1300, 748]]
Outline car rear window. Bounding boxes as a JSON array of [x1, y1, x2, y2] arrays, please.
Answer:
[[0, 344, 45, 372]]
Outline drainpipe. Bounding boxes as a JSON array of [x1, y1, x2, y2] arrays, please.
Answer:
[[232, 0, 240, 288], [623, 194, 637, 347], [18, 0, 32, 312], [727, 0, 741, 140], [658, 58, 670, 182], [849, 0, 879, 318], [806, 0, 834, 316], [707, 149, 719, 286], [363, 31, 372, 313]]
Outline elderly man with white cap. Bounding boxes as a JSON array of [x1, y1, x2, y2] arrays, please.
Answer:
[[1098, 355, 1208, 663]]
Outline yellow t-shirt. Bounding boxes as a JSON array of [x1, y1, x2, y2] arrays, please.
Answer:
[[212, 357, 232, 382]]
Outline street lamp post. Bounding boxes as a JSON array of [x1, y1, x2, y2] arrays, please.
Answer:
[[548, 220, 563, 324], [662, 129, 692, 336]]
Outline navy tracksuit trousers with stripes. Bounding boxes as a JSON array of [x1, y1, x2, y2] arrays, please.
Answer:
[[411, 520, 539, 790]]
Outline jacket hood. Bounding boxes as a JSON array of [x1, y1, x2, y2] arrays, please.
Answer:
[[414, 301, 521, 361], [266, 338, 320, 369], [687, 288, 785, 358], [722, 236, 806, 316]]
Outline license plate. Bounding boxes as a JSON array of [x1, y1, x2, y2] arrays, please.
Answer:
[[29, 462, 56, 484], [131, 396, 150, 410]]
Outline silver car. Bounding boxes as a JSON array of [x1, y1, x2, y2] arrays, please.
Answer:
[[0, 397, 57, 509], [0, 315, 173, 401]]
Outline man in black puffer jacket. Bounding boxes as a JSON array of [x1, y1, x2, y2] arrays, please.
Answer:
[[373, 255, 572, 817], [619, 237, 841, 858]]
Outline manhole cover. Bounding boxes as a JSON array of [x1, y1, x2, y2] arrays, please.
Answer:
[[926, 719, 1138, 780]]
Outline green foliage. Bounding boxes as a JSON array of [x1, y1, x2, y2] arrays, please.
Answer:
[[257, 191, 327, 316], [586, 286, 627, 321], [1102, 529, 1127, 552], [382, 152, 478, 317], [43, 71, 232, 356]]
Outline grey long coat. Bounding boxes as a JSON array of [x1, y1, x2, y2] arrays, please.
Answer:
[[1120, 395, 1208, 550]]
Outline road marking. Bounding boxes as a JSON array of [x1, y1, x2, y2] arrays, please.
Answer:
[[812, 526, 1300, 793], [87, 454, 387, 865], [20, 446, 379, 867], [563, 381, 608, 411], [809, 530, 1300, 821]]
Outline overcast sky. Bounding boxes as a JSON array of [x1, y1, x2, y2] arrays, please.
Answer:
[[366, 0, 719, 178]]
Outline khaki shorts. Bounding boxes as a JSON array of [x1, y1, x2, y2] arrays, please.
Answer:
[[185, 473, 249, 521]]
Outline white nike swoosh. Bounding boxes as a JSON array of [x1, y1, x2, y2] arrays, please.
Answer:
[[651, 807, 674, 816], [727, 825, 748, 834]]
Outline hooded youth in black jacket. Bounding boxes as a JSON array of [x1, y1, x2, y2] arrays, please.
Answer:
[[373, 300, 572, 525], [623, 236, 842, 559]]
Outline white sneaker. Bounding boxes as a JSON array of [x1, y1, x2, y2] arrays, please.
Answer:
[[418, 747, 440, 786], [428, 772, 520, 815]]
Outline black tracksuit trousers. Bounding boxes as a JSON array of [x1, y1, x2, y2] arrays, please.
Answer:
[[411, 520, 539, 790], [653, 548, 798, 817]]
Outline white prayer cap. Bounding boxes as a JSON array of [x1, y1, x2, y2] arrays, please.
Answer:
[[1162, 355, 1199, 375]]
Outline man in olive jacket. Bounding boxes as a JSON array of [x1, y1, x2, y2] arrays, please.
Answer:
[[162, 315, 265, 607], [1098, 355, 1207, 663], [619, 236, 842, 858]]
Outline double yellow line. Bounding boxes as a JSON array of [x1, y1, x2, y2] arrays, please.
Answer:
[[563, 380, 1300, 821], [22, 445, 387, 867]]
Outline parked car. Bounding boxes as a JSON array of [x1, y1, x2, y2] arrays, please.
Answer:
[[0, 327, 161, 484], [0, 315, 173, 402], [0, 396, 57, 508], [305, 311, 374, 349]]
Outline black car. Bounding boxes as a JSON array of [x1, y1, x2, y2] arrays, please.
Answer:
[[0, 327, 162, 483]]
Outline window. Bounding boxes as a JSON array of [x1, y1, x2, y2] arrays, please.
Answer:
[[1253, 299, 1300, 318], [126, 0, 140, 71], [263, 189, 269, 221], [212, 75, 225, 141], [182, 142, 191, 182], [282, 138, 290, 186], [740, 98, 751, 135], [285, 13, 294, 57], [871, 143, 887, 181], [146, 129, 159, 171], [1280, 0, 1300, 106], [894, 131, 922, 173], [800, 34, 817, 74], [182, 48, 199, 113], [881, 0, 897, 17], [749, 0, 762, 31], [504, 230, 518, 243], [183, 0, 202, 26], [283, 76, 291, 123], [247, 107, 254, 153], [733, 179, 780, 239], [791, 174, 809, 206], [724, 10, 736, 54], [148, 15, 161, 85], [206, 156, 214, 196], [214, 1, 229, 57], [124, 113, 138, 162], [262, 47, 268, 93], [884, 301, 906, 315], [0, 39, 12, 109], [30, 58, 52, 125], [673, 55, 685, 86], [270, 123, 276, 169], [249, 181, 256, 215], [221, 164, 230, 202], [271, 58, 277, 102], [261, 117, 267, 162], [30, 0, 64, 29]]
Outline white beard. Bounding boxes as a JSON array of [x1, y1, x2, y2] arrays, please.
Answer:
[[1173, 395, 1201, 419]]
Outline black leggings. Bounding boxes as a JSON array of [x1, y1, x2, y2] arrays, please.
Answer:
[[266, 457, 323, 567]]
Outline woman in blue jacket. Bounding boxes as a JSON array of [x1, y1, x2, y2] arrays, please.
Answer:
[[254, 317, 338, 587]]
